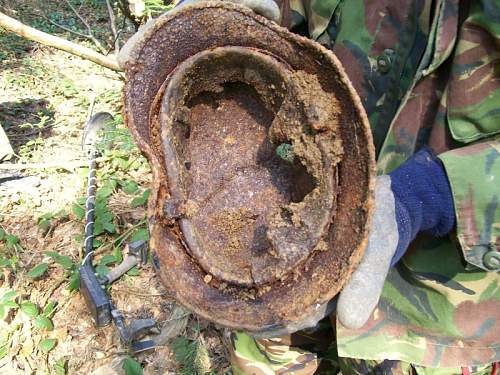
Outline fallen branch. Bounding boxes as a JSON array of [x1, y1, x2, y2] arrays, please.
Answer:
[[0, 11, 121, 71]]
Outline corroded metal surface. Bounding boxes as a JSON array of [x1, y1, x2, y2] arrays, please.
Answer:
[[121, 2, 375, 334]]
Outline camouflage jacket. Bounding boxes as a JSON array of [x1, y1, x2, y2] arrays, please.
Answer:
[[279, 0, 500, 368]]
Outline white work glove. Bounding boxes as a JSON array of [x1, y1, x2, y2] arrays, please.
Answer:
[[176, 0, 281, 23], [118, 0, 281, 69], [337, 176, 398, 328]]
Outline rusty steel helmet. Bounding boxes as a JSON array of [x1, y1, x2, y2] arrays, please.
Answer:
[[119, 2, 375, 336]]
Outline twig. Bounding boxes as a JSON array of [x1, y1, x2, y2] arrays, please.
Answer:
[[111, 287, 168, 297], [0, 12, 121, 71], [85, 94, 96, 124], [36, 12, 103, 45], [63, 0, 107, 54], [40, 276, 66, 306], [105, 0, 120, 55]]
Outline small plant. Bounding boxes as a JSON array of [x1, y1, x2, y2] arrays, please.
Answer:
[[0, 31, 33, 61], [0, 228, 22, 274], [170, 337, 213, 375], [53, 358, 68, 375], [37, 209, 68, 234], [0, 290, 18, 320], [18, 138, 44, 162], [122, 356, 144, 375], [0, 228, 22, 253], [0, 290, 57, 348]]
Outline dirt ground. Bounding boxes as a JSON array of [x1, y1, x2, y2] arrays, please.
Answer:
[[0, 1, 229, 374]]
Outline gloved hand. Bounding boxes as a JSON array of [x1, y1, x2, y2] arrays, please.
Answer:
[[337, 148, 456, 329], [176, 0, 281, 23]]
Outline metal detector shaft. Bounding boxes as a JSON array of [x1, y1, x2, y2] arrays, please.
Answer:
[[80, 119, 113, 328], [84, 153, 97, 261], [78, 112, 157, 351]]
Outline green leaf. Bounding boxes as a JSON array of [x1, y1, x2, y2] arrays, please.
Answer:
[[130, 189, 150, 208], [103, 221, 116, 234], [0, 258, 12, 268], [112, 157, 129, 171], [99, 211, 113, 222], [0, 305, 4, 320], [93, 222, 104, 236], [71, 203, 85, 221], [130, 228, 149, 243], [68, 271, 80, 292], [6, 234, 18, 246], [27, 263, 49, 278], [121, 180, 139, 194], [76, 197, 87, 205], [122, 357, 143, 375], [44, 252, 74, 270], [20, 301, 39, 317], [126, 266, 140, 276], [55, 256, 73, 269], [38, 218, 51, 232], [97, 185, 114, 199], [38, 212, 54, 221], [0, 344, 7, 360], [3, 301, 18, 309], [0, 228, 6, 241], [43, 301, 57, 317], [108, 178, 118, 190], [95, 265, 109, 277], [5, 234, 19, 249], [1, 290, 17, 302], [113, 246, 123, 263], [95, 198, 108, 212], [53, 358, 67, 375], [34, 315, 54, 331], [99, 254, 117, 266], [39, 338, 56, 353]]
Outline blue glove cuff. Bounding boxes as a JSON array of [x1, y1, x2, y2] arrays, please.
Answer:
[[388, 148, 456, 265]]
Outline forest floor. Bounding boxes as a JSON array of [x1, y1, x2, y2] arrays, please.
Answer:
[[0, 1, 229, 374]]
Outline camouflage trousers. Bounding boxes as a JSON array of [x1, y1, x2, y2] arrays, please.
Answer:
[[228, 321, 499, 375]]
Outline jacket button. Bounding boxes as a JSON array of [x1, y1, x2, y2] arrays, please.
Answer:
[[377, 49, 394, 74], [483, 248, 500, 270]]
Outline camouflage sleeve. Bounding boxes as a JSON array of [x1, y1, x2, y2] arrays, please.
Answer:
[[438, 139, 500, 272], [437, 0, 500, 272], [280, 0, 340, 39]]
